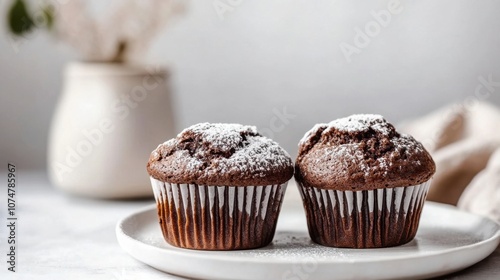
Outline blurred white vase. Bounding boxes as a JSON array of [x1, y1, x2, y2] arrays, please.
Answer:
[[48, 62, 175, 199]]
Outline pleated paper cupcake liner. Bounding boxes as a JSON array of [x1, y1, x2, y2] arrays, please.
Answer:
[[151, 177, 287, 250], [297, 180, 431, 248]]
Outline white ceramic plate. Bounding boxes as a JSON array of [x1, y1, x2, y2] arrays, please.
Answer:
[[116, 200, 500, 280]]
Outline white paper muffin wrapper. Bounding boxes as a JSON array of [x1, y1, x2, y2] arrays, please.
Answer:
[[151, 177, 287, 250], [297, 180, 431, 248]]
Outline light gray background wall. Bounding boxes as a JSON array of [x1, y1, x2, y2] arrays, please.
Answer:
[[1, 0, 500, 169]]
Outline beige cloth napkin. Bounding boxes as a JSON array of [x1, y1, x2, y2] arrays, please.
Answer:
[[400, 101, 500, 223], [458, 148, 500, 223]]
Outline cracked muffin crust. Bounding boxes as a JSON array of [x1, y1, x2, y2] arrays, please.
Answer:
[[295, 114, 435, 190], [147, 123, 294, 186]]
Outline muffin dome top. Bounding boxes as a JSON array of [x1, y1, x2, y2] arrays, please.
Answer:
[[296, 114, 435, 190], [147, 123, 294, 186]]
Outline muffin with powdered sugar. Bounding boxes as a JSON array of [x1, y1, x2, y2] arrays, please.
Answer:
[[147, 123, 293, 250], [295, 114, 435, 248]]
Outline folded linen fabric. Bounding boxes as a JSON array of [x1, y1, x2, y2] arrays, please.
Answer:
[[399, 101, 500, 222], [458, 148, 500, 224], [427, 138, 499, 205]]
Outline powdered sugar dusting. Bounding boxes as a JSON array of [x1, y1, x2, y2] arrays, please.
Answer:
[[392, 134, 425, 154], [328, 114, 391, 135], [213, 136, 292, 177], [298, 115, 432, 183], [299, 123, 326, 145], [180, 123, 258, 153], [299, 114, 391, 146], [306, 143, 378, 178], [152, 123, 293, 183]]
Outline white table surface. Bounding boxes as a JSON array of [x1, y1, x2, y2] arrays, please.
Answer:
[[0, 171, 498, 280]]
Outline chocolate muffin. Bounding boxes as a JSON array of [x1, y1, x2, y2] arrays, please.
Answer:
[[147, 123, 294, 250], [295, 114, 435, 248]]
